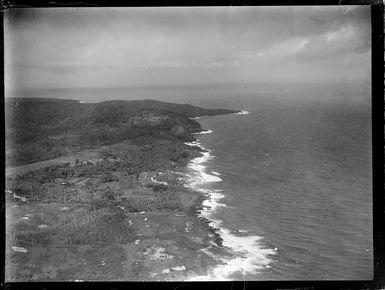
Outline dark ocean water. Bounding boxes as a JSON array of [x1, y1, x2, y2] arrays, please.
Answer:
[[13, 84, 372, 280], [187, 99, 372, 280]]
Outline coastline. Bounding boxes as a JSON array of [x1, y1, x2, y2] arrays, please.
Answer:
[[182, 114, 277, 281], [6, 95, 273, 281], [5, 109, 277, 281]]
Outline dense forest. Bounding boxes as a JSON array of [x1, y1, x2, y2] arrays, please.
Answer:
[[5, 98, 238, 166]]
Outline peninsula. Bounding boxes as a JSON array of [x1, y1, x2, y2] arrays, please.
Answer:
[[5, 98, 239, 281]]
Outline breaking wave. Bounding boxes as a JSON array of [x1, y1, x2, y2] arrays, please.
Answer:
[[235, 110, 250, 115], [184, 134, 275, 281]]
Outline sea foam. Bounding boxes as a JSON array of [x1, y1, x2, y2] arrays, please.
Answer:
[[194, 129, 214, 135], [235, 110, 250, 115], [184, 133, 275, 281]]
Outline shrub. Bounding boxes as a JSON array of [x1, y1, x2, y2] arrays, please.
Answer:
[[100, 173, 119, 183], [147, 184, 168, 192]]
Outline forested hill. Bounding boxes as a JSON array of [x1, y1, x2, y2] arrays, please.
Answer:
[[5, 98, 238, 166], [93, 99, 237, 118]]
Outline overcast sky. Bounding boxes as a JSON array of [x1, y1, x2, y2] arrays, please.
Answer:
[[5, 6, 371, 92]]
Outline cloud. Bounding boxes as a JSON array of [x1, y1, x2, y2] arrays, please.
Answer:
[[248, 37, 310, 62], [4, 6, 371, 91], [325, 24, 355, 42]]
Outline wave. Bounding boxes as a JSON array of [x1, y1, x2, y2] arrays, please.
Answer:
[[211, 171, 221, 176], [183, 141, 222, 186], [184, 135, 276, 281], [194, 129, 214, 135], [235, 110, 250, 115], [190, 115, 208, 120], [183, 140, 205, 149]]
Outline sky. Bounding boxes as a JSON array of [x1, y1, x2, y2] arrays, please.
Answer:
[[4, 6, 371, 93]]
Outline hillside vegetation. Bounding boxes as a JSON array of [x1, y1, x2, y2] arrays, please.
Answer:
[[5, 98, 237, 166]]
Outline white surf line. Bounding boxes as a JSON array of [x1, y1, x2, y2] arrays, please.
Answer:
[[183, 142, 222, 186], [193, 129, 214, 135], [190, 115, 209, 120], [184, 133, 276, 281], [235, 110, 250, 115]]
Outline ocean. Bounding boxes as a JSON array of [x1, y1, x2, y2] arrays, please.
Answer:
[[183, 93, 372, 280], [12, 84, 373, 280]]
